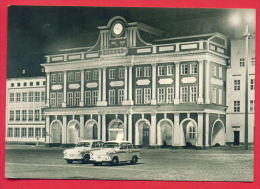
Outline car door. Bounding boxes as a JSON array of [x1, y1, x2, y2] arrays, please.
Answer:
[[127, 143, 133, 161], [118, 143, 128, 161]]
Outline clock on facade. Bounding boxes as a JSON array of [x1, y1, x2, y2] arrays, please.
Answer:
[[112, 22, 124, 37]]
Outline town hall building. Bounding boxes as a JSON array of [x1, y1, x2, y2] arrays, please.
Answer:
[[42, 16, 229, 148]]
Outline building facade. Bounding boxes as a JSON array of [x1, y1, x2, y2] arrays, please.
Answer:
[[6, 77, 46, 144], [226, 37, 255, 145], [42, 16, 229, 148]]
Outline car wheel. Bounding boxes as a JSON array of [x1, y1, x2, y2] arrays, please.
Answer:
[[82, 154, 90, 164], [111, 157, 119, 166], [66, 160, 73, 164], [131, 156, 138, 165]]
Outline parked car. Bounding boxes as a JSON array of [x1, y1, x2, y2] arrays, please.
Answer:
[[63, 140, 104, 164], [90, 141, 141, 166]]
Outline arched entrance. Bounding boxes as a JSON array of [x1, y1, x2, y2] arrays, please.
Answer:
[[157, 119, 173, 147], [50, 120, 62, 143], [108, 119, 124, 141], [135, 119, 150, 147], [180, 119, 197, 147], [211, 120, 225, 146], [84, 120, 98, 140], [67, 120, 80, 144]]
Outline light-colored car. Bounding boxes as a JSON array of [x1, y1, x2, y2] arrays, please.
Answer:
[[63, 140, 104, 164], [90, 141, 141, 166]]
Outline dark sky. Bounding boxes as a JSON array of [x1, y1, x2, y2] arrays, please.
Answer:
[[7, 6, 255, 78]]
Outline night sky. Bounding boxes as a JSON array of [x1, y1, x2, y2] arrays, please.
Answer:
[[7, 6, 254, 78]]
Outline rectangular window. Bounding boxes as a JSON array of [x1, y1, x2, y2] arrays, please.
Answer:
[[234, 101, 240, 112], [9, 110, 14, 121], [7, 128, 13, 137], [212, 65, 217, 76], [14, 128, 20, 137], [158, 66, 165, 76], [181, 64, 188, 75], [35, 128, 41, 137], [167, 87, 174, 103], [144, 88, 151, 104], [118, 89, 124, 105], [136, 67, 142, 78], [240, 58, 245, 67], [42, 128, 46, 137], [167, 65, 174, 76], [251, 57, 255, 65], [85, 71, 91, 81], [22, 92, 27, 102], [250, 79, 254, 90], [190, 64, 198, 74], [234, 80, 240, 91], [219, 89, 222, 105], [11, 83, 14, 87], [50, 93, 56, 107], [30, 82, 33, 86], [35, 92, 40, 102], [93, 70, 98, 80], [190, 86, 197, 103], [58, 73, 63, 83], [92, 90, 98, 106], [212, 87, 217, 104], [109, 90, 116, 105], [16, 110, 20, 121], [219, 67, 223, 78], [158, 87, 165, 104], [75, 72, 81, 82], [16, 93, 21, 102], [135, 88, 143, 104], [28, 128, 34, 138], [57, 92, 63, 107], [67, 92, 73, 106], [74, 92, 80, 106], [36, 81, 40, 86], [22, 110, 27, 121], [21, 128, 27, 137], [51, 73, 56, 83], [10, 93, 14, 102], [85, 91, 91, 106], [41, 110, 45, 121], [109, 69, 116, 79], [41, 91, 45, 102], [250, 100, 254, 112], [28, 92, 34, 102], [119, 68, 125, 79], [28, 110, 33, 121], [23, 82, 27, 86], [68, 72, 74, 82], [35, 110, 40, 121], [144, 67, 151, 77], [180, 87, 188, 103]]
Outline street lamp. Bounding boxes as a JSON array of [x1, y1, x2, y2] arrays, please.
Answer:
[[230, 10, 254, 150]]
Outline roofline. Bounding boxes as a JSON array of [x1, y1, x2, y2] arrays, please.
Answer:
[[155, 32, 225, 42], [7, 76, 46, 80], [59, 46, 93, 52]]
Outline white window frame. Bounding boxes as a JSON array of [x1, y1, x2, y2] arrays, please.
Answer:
[[35, 92, 40, 102], [14, 128, 20, 137], [28, 128, 34, 138], [212, 87, 217, 104], [93, 70, 98, 80], [58, 73, 63, 83], [190, 63, 198, 74], [22, 110, 27, 121], [144, 88, 151, 104], [21, 128, 27, 137], [57, 92, 63, 107], [136, 67, 142, 78], [218, 67, 223, 78], [10, 93, 14, 103], [50, 93, 56, 107], [67, 92, 73, 106], [119, 68, 125, 79], [135, 88, 143, 104], [180, 87, 188, 103], [35, 128, 41, 137], [181, 64, 188, 75], [158, 66, 165, 76], [190, 86, 197, 103], [16, 93, 21, 102], [166, 87, 174, 103], [144, 67, 151, 77], [15, 110, 20, 121], [157, 87, 165, 104], [7, 128, 13, 137], [10, 110, 14, 121], [85, 91, 91, 106], [250, 100, 254, 112], [167, 65, 174, 76], [234, 101, 240, 112], [28, 110, 34, 121], [28, 92, 34, 102], [118, 89, 124, 105], [85, 71, 91, 81], [41, 91, 45, 102], [109, 90, 116, 105], [250, 79, 254, 90], [109, 69, 116, 79], [51, 73, 56, 83], [74, 91, 80, 106], [68, 72, 74, 82], [234, 80, 240, 91], [218, 89, 222, 105], [92, 90, 98, 106], [75, 72, 81, 82], [212, 65, 217, 77], [240, 58, 245, 67], [35, 110, 40, 121]]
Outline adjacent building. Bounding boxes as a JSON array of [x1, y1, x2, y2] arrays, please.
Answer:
[[41, 16, 229, 148], [6, 77, 46, 144], [226, 36, 255, 145]]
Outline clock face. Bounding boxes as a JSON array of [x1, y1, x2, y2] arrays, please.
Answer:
[[113, 23, 124, 36]]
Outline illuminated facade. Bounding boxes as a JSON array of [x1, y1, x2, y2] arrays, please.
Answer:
[[42, 16, 229, 148]]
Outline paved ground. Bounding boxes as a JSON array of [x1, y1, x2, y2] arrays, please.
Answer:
[[5, 145, 254, 181]]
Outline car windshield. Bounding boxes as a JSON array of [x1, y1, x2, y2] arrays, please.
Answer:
[[103, 142, 119, 148], [76, 142, 91, 147]]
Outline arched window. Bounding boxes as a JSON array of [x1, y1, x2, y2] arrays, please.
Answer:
[[93, 123, 98, 140], [186, 121, 196, 139]]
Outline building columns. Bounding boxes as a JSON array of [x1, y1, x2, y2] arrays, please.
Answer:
[[80, 115, 84, 139], [150, 113, 156, 146], [128, 114, 132, 143], [46, 73, 50, 107], [197, 60, 204, 104], [151, 64, 157, 105], [123, 66, 133, 105], [197, 113, 203, 146], [97, 114, 101, 140], [97, 68, 102, 103], [62, 71, 67, 107], [205, 113, 210, 147], [80, 70, 84, 107], [124, 114, 127, 140], [102, 114, 106, 141], [205, 60, 210, 103], [62, 115, 67, 144], [173, 113, 181, 146], [45, 115, 50, 144], [174, 62, 180, 104], [97, 68, 107, 106]]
